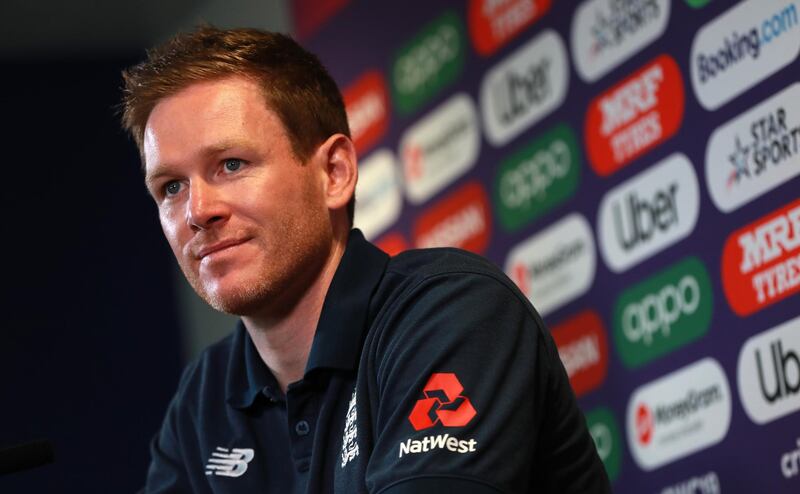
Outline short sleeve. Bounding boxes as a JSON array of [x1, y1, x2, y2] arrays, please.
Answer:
[[362, 270, 610, 493]]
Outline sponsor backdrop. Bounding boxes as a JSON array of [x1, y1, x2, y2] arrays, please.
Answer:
[[295, 0, 800, 492]]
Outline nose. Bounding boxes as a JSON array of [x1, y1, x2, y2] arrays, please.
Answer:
[[186, 179, 229, 231]]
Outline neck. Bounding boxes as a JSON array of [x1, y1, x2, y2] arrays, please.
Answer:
[[242, 229, 348, 393]]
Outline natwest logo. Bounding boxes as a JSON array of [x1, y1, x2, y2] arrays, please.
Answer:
[[585, 54, 684, 176], [691, 0, 800, 110], [480, 29, 569, 147], [571, 0, 670, 82], [721, 198, 800, 316], [506, 213, 596, 316], [343, 70, 390, 156], [737, 314, 800, 424], [597, 153, 700, 273], [626, 358, 731, 470], [399, 93, 480, 204], [706, 82, 800, 213], [408, 373, 477, 431], [551, 310, 609, 397], [413, 181, 491, 254], [613, 257, 713, 368], [468, 0, 551, 56]]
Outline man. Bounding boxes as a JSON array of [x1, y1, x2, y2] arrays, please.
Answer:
[[122, 26, 611, 493]]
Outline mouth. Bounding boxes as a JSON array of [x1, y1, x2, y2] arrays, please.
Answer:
[[195, 238, 249, 260]]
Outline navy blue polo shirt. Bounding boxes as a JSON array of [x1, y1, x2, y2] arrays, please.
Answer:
[[143, 230, 611, 493]]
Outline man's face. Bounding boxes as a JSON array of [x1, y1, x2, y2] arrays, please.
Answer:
[[143, 76, 333, 316]]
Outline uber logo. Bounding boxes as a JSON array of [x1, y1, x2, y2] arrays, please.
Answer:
[[738, 314, 800, 424], [598, 153, 700, 272]]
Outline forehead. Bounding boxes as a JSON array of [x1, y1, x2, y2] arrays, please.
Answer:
[[142, 76, 288, 169]]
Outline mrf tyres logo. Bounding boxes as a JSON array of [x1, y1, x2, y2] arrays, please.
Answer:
[[585, 54, 684, 177], [571, 0, 670, 82], [413, 181, 491, 254], [691, 0, 800, 110], [737, 313, 800, 425], [721, 198, 800, 316], [627, 358, 731, 470], [468, 0, 552, 57], [401, 373, 478, 458], [613, 256, 713, 369], [706, 82, 800, 213], [597, 153, 700, 273], [551, 310, 609, 397]]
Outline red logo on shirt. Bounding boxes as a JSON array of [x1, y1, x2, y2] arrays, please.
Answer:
[[408, 373, 477, 431]]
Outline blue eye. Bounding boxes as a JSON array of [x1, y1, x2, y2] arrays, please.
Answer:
[[223, 159, 243, 172], [165, 181, 182, 196]]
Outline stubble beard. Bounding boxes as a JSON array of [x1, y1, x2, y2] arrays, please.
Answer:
[[181, 206, 333, 318]]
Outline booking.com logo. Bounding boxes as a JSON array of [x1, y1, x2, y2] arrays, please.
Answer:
[[696, 3, 798, 83]]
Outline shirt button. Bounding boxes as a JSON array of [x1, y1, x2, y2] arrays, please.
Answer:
[[295, 420, 310, 436]]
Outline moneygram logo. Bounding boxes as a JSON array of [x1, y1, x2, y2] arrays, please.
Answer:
[[413, 181, 492, 254], [353, 149, 402, 240], [392, 11, 465, 114], [585, 54, 684, 177], [343, 70, 390, 156], [585, 407, 622, 481], [613, 257, 713, 368], [721, 198, 800, 316], [480, 29, 569, 147], [597, 153, 700, 273], [691, 0, 800, 110], [737, 314, 800, 424], [505, 213, 596, 316], [571, 0, 670, 82], [706, 82, 800, 213], [468, 0, 552, 57], [551, 310, 608, 397], [494, 124, 581, 232], [399, 93, 480, 204], [627, 358, 731, 470], [408, 373, 477, 431]]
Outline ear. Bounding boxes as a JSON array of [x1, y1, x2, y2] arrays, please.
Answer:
[[315, 133, 358, 213]]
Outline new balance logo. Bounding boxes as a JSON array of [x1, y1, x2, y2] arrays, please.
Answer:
[[204, 447, 254, 478]]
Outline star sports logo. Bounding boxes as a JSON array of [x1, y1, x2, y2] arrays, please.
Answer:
[[408, 373, 477, 431]]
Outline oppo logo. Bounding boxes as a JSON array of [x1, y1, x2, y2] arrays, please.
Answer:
[[691, 0, 800, 110], [721, 198, 800, 316], [392, 11, 465, 114], [585, 407, 622, 481], [584, 54, 684, 176], [343, 70, 390, 156], [551, 310, 608, 397], [480, 29, 569, 146], [706, 82, 800, 213], [353, 149, 402, 240], [571, 0, 670, 82], [598, 153, 700, 273], [468, 0, 552, 56], [626, 358, 731, 470], [399, 93, 480, 205], [505, 213, 596, 316], [614, 257, 712, 368], [738, 314, 800, 424], [413, 182, 491, 254], [494, 124, 581, 231]]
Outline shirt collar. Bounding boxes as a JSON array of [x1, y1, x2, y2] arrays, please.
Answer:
[[226, 229, 388, 409]]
